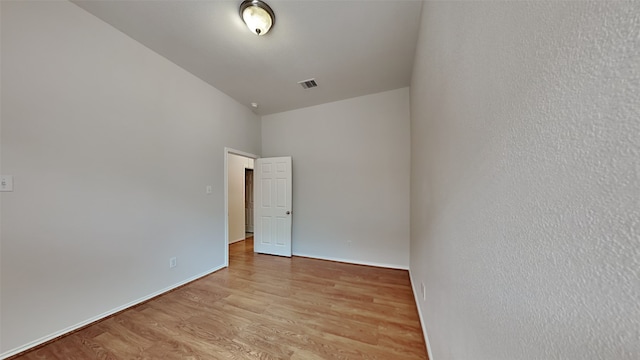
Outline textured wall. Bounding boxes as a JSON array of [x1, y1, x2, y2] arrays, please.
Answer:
[[1, 1, 260, 356], [410, 1, 639, 359], [262, 88, 411, 269]]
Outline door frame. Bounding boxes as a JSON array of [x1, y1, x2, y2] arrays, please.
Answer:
[[224, 147, 258, 267]]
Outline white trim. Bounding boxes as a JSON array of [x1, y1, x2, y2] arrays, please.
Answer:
[[223, 147, 258, 267], [229, 237, 246, 244], [0, 265, 226, 360], [409, 269, 434, 360], [292, 252, 409, 270]]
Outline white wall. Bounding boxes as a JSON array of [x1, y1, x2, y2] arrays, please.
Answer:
[[262, 88, 410, 269], [0, 1, 260, 356], [228, 153, 248, 243], [410, 2, 640, 360]]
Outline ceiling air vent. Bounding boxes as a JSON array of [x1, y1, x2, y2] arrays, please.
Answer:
[[298, 78, 318, 89]]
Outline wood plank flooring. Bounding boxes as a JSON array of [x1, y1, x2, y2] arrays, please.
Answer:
[[10, 238, 428, 359]]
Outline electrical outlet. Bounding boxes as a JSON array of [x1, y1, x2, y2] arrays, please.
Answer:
[[347, 240, 352, 247], [169, 257, 177, 268], [0, 175, 13, 192], [421, 282, 426, 301], [206, 185, 212, 194]]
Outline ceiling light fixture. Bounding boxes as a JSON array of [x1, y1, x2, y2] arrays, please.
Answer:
[[239, 0, 275, 36]]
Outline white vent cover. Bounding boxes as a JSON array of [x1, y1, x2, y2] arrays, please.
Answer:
[[298, 78, 318, 89]]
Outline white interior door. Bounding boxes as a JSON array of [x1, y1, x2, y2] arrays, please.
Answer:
[[254, 157, 292, 257]]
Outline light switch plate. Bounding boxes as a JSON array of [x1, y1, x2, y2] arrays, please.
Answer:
[[0, 175, 13, 192]]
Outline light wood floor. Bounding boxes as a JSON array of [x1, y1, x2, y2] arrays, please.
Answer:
[[10, 238, 428, 359]]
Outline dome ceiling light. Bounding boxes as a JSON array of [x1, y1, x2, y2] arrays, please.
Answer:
[[239, 0, 275, 36]]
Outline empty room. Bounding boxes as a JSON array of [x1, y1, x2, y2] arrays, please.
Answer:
[[1, 1, 638, 359]]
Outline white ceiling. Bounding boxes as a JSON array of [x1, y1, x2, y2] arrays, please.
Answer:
[[72, 0, 423, 115]]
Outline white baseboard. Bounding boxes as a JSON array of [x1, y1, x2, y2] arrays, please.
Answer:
[[0, 265, 226, 359], [408, 269, 434, 360], [292, 252, 408, 270], [229, 237, 246, 244]]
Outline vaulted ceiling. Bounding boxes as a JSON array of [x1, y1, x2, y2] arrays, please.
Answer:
[[73, 0, 423, 115]]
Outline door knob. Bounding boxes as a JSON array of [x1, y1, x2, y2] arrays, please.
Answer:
[[286, 211, 291, 215]]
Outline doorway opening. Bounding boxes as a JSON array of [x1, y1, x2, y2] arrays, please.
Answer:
[[224, 147, 258, 267], [245, 168, 254, 237]]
